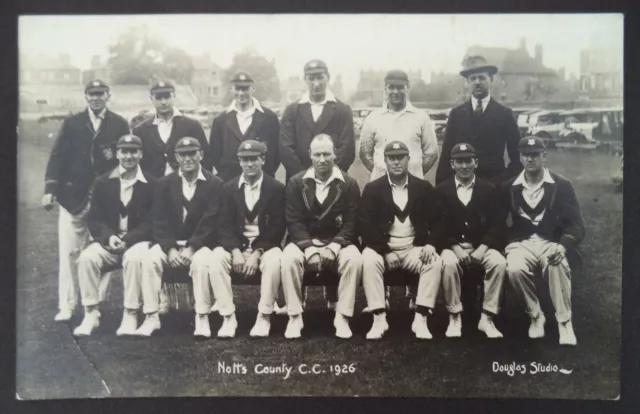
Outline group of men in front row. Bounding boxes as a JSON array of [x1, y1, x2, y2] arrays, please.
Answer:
[[62, 129, 584, 346]]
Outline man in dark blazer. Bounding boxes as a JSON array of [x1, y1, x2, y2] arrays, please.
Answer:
[[359, 141, 445, 340], [73, 135, 156, 337], [204, 141, 286, 338], [437, 143, 507, 339], [435, 56, 522, 186], [43, 79, 130, 322], [503, 136, 585, 346], [281, 134, 363, 340], [138, 137, 235, 337], [133, 80, 213, 178], [279, 59, 355, 181], [209, 71, 280, 181]]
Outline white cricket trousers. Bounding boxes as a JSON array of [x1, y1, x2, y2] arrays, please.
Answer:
[[505, 237, 572, 323], [141, 244, 211, 314], [281, 243, 363, 317], [77, 241, 150, 309], [201, 247, 282, 316], [58, 204, 91, 311], [441, 247, 507, 315], [362, 246, 442, 311]]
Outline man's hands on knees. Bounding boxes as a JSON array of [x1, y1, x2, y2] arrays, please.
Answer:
[[168, 247, 186, 268], [179, 246, 195, 266], [452, 244, 471, 267], [470, 244, 488, 265], [420, 245, 437, 265], [319, 247, 337, 270], [107, 235, 127, 254], [384, 252, 401, 271], [547, 243, 567, 266], [242, 250, 262, 279], [232, 249, 246, 275], [307, 253, 322, 273]]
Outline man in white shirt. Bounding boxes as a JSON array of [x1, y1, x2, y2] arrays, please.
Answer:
[[73, 135, 156, 336], [359, 141, 444, 340]]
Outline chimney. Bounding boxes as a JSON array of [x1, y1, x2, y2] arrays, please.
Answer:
[[534, 44, 543, 64]]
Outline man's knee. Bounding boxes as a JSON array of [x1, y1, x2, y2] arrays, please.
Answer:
[[339, 245, 363, 269], [78, 244, 103, 268], [122, 242, 149, 267], [506, 255, 530, 282], [281, 244, 304, 268], [191, 247, 212, 274], [210, 247, 231, 272], [261, 247, 282, 271], [441, 249, 459, 270]]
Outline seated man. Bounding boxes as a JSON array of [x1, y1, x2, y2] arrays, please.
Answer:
[[503, 137, 585, 346], [201, 141, 285, 339], [139, 137, 235, 337], [281, 134, 363, 339], [359, 141, 444, 340], [73, 135, 156, 336], [437, 143, 507, 339]]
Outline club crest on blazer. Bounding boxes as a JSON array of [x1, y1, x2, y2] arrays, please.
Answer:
[[102, 147, 113, 160], [335, 214, 343, 228]]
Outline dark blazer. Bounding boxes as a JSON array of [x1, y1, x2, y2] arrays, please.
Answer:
[[435, 98, 522, 186], [134, 113, 213, 179], [502, 171, 585, 251], [286, 168, 360, 249], [224, 174, 286, 252], [210, 106, 280, 181], [86, 167, 157, 247], [436, 176, 506, 251], [45, 109, 130, 214], [358, 174, 446, 255], [152, 168, 235, 253], [279, 99, 355, 180]]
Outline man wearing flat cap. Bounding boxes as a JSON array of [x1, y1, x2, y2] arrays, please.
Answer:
[[437, 143, 507, 339], [210, 71, 281, 182], [359, 141, 445, 340], [502, 137, 585, 346], [43, 79, 130, 322], [279, 59, 355, 181], [436, 56, 522, 187], [138, 137, 236, 337], [73, 134, 156, 337], [134, 79, 213, 179]]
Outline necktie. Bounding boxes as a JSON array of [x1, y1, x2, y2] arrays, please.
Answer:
[[474, 99, 483, 120]]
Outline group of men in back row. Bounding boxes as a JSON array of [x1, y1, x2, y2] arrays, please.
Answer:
[[43, 56, 584, 345]]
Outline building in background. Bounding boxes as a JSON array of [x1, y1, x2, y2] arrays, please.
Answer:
[[190, 53, 224, 106], [280, 75, 306, 105], [579, 47, 623, 99], [19, 54, 82, 85], [81, 55, 111, 85], [352, 69, 422, 107]]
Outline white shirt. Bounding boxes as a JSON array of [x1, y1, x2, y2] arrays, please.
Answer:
[[302, 165, 345, 204], [153, 108, 183, 143], [455, 176, 476, 207], [472, 94, 492, 113], [88, 108, 106, 133], [512, 168, 555, 226], [108, 166, 147, 236], [299, 90, 336, 122], [179, 167, 207, 222], [227, 98, 264, 135], [239, 172, 263, 211], [388, 174, 409, 210]]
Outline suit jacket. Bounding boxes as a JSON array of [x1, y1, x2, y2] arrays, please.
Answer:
[[436, 176, 506, 251], [279, 100, 355, 180], [286, 169, 360, 249], [44, 109, 130, 214], [152, 169, 235, 253], [210, 107, 280, 181], [224, 174, 286, 252], [358, 174, 446, 255], [435, 98, 522, 186], [86, 167, 157, 247], [134, 114, 213, 179]]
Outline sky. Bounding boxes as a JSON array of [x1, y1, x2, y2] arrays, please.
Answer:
[[19, 14, 623, 96]]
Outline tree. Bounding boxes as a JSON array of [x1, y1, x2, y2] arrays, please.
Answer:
[[221, 49, 281, 104]]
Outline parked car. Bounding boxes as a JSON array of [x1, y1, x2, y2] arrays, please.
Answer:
[[425, 108, 450, 141], [562, 107, 623, 155], [513, 107, 542, 137], [526, 110, 574, 147]]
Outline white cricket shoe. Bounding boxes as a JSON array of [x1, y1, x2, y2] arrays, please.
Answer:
[[116, 310, 139, 336], [210, 301, 219, 313], [558, 320, 577, 346], [194, 314, 211, 338], [73, 309, 100, 337], [54, 308, 74, 322], [412, 313, 432, 339], [284, 314, 304, 339], [334, 312, 353, 339], [478, 313, 503, 339], [135, 313, 161, 337], [250, 313, 271, 338], [445, 313, 462, 338], [366, 313, 389, 340], [528, 313, 546, 339], [217, 313, 238, 338]]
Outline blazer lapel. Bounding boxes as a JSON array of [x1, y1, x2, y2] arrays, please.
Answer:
[[169, 174, 184, 221], [147, 120, 167, 151], [313, 102, 336, 135], [302, 178, 316, 213], [82, 110, 99, 139], [317, 179, 343, 221], [246, 110, 265, 140], [234, 183, 247, 223], [299, 103, 316, 132], [226, 112, 245, 142]]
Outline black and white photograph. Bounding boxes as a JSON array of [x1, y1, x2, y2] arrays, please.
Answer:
[[16, 13, 623, 399]]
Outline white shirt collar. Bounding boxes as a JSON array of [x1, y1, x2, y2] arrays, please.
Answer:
[[472, 94, 491, 108], [152, 108, 182, 125], [298, 89, 336, 104], [179, 167, 207, 182], [227, 98, 264, 114], [455, 176, 476, 189], [512, 167, 555, 187], [110, 165, 147, 183], [238, 172, 264, 189], [387, 173, 409, 188], [382, 101, 418, 114], [303, 165, 345, 184], [88, 107, 106, 121]]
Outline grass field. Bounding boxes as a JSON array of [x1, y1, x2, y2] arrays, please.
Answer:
[[16, 119, 622, 399]]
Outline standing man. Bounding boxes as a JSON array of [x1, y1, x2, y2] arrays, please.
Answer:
[[504, 137, 584, 346], [73, 135, 156, 336], [280, 134, 363, 339], [138, 137, 235, 337], [435, 56, 522, 186], [279, 59, 355, 181], [43, 79, 130, 322], [359, 70, 439, 183], [437, 143, 507, 339], [134, 80, 212, 179], [210, 71, 280, 182], [200, 141, 286, 338], [359, 141, 444, 340]]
